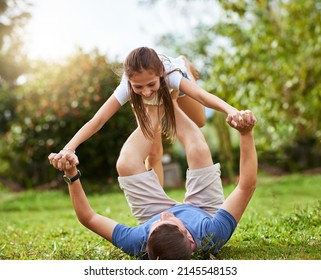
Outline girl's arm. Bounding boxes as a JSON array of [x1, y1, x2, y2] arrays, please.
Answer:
[[56, 96, 121, 169], [64, 95, 121, 151], [179, 78, 238, 115]]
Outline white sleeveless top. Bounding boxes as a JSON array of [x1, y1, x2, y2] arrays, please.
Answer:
[[112, 56, 187, 106]]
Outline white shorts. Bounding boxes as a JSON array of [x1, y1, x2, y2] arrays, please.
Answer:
[[118, 163, 224, 224]]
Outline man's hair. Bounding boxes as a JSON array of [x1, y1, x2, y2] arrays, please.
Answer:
[[147, 223, 193, 260]]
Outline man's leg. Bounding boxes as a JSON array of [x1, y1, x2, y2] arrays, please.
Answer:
[[173, 101, 212, 169], [116, 106, 176, 224], [116, 127, 153, 176], [173, 102, 224, 215], [117, 105, 161, 176], [144, 130, 164, 185], [147, 55, 206, 184]]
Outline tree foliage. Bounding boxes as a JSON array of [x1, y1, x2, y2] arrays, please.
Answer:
[[157, 0, 321, 172], [0, 0, 30, 134], [0, 50, 135, 188], [0, 0, 30, 85]]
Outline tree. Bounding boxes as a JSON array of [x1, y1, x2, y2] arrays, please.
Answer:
[[0, 0, 32, 190], [0, 0, 31, 134], [154, 0, 321, 172], [209, 0, 321, 171], [0, 0, 30, 84]]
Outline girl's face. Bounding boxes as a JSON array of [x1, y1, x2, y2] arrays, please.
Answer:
[[128, 70, 160, 101]]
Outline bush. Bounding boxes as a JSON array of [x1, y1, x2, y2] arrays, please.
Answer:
[[0, 50, 135, 188]]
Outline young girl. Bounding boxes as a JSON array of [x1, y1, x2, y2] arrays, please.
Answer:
[[54, 47, 240, 185]]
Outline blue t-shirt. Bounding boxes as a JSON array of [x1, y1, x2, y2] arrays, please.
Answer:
[[112, 204, 237, 258]]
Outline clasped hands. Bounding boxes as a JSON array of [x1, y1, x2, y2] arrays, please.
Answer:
[[226, 110, 256, 134], [48, 149, 78, 172]]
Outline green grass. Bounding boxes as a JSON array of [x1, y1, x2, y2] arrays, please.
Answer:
[[0, 172, 320, 260], [219, 173, 321, 260]]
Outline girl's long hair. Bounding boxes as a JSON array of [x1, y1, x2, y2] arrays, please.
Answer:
[[124, 47, 177, 140]]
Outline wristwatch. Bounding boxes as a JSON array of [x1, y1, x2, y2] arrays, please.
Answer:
[[63, 170, 81, 184]]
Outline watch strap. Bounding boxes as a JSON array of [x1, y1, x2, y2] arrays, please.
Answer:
[[63, 170, 81, 184]]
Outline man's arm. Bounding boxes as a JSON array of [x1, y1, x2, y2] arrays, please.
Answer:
[[48, 154, 118, 241], [221, 111, 257, 223]]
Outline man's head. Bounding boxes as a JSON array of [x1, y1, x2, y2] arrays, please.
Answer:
[[147, 211, 196, 260]]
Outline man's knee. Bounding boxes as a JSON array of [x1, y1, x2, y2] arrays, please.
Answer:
[[186, 139, 212, 167], [188, 140, 209, 156], [116, 152, 138, 176], [116, 154, 127, 176]]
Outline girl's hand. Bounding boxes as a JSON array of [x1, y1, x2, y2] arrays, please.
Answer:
[[226, 110, 241, 128]]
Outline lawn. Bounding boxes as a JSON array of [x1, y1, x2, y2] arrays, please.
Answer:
[[0, 172, 320, 260]]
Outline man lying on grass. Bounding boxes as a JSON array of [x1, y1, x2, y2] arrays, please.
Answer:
[[48, 103, 257, 260]]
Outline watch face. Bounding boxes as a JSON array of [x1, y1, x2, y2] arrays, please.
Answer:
[[63, 170, 81, 184], [63, 175, 71, 184]]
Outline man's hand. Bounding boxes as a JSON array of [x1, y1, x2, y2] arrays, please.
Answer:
[[226, 110, 256, 134]]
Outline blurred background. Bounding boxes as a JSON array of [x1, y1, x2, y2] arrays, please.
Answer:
[[1, 0, 321, 191]]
